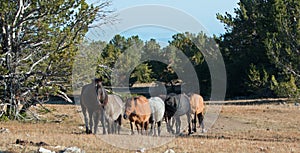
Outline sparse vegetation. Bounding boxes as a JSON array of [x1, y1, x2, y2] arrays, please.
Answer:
[[0, 103, 299, 152]]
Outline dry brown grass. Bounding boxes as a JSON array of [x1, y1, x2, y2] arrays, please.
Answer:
[[0, 103, 299, 153]]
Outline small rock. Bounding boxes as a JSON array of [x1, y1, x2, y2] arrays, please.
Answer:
[[16, 139, 28, 145], [200, 141, 205, 145], [35, 141, 49, 146], [259, 146, 267, 151], [78, 126, 84, 130], [294, 102, 299, 106], [0, 127, 10, 133], [136, 148, 146, 153], [62, 146, 85, 153], [38, 147, 55, 153], [25, 132, 30, 137], [164, 149, 175, 153]]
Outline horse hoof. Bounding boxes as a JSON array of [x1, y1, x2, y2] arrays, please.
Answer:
[[87, 130, 92, 134]]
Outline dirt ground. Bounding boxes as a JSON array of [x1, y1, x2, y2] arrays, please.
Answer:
[[0, 102, 299, 153]]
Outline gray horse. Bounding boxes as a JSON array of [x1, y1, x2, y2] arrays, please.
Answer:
[[80, 79, 107, 134], [164, 93, 192, 135], [148, 97, 165, 136], [103, 94, 124, 134]]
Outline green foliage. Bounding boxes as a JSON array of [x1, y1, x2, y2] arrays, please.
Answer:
[[217, 0, 300, 98], [0, 0, 112, 119], [0, 114, 9, 121], [93, 32, 214, 96], [130, 63, 154, 84], [246, 64, 270, 97], [73, 40, 107, 89], [168, 32, 212, 96], [271, 75, 299, 98]]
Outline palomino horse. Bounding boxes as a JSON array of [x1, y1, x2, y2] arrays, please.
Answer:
[[148, 97, 165, 136], [189, 93, 205, 133], [103, 94, 124, 134], [123, 96, 151, 135], [164, 93, 192, 135], [80, 79, 108, 134]]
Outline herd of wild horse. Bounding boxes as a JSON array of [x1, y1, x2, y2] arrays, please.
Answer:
[[80, 79, 205, 136]]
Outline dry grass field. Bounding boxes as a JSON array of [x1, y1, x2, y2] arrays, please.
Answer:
[[0, 102, 299, 153]]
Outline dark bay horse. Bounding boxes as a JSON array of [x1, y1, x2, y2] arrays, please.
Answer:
[[80, 79, 108, 134], [164, 93, 192, 135], [123, 96, 151, 135], [189, 93, 205, 133]]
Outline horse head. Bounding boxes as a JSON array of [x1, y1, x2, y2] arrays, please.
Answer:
[[123, 97, 136, 119], [94, 79, 107, 106], [164, 93, 178, 118]]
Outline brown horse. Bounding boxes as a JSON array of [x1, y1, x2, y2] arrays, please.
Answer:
[[80, 78, 108, 134], [189, 93, 205, 133], [123, 96, 151, 135]]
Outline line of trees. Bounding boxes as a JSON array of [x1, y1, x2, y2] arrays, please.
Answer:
[[217, 0, 300, 98], [81, 0, 299, 99], [74, 33, 213, 97]]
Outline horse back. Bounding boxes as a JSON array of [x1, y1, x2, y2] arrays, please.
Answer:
[[105, 94, 124, 120], [134, 96, 151, 122], [148, 97, 165, 122], [80, 84, 101, 110], [190, 93, 205, 114], [173, 94, 190, 116]]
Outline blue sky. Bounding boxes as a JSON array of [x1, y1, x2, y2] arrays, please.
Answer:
[[86, 0, 239, 44]]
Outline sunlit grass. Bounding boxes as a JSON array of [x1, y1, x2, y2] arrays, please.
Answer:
[[0, 103, 299, 152]]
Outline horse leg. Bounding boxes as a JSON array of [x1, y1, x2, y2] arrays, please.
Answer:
[[100, 108, 107, 135], [141, 122, 144, 135], [175, 116, 181, 135], [136, 122, 140, 135], [130, 122, 134, 135], [93, 111, 100, 134], [112, 120, 116, 134], [149, 115, 154, 136], [197, 112, 205, 133], [149, 122, 154, 136], [116, 115, 122, 134], [107, 119, 111, 134], [81, 106, 90, 134], [88, 111, 93, 134], [144, 121, 149, 135], [152, 122, 156, 136], [171, 117, 176, 134], [187, 113, 192, 135], [157, 121, 162, 136], [165, 116, 170, 133], [192, 112, 197, 132]]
